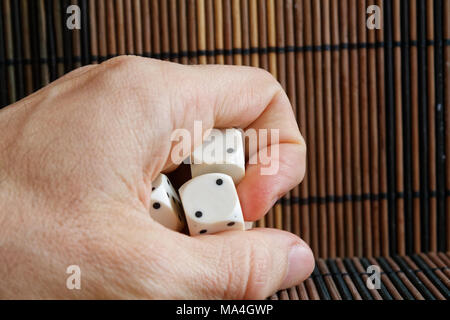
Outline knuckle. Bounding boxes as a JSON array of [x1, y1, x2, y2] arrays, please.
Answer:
[[254, 67, 282, 90], [101, 55, 144, 73]]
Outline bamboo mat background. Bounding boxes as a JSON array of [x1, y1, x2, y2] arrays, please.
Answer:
[[0, 0, 449, 300]]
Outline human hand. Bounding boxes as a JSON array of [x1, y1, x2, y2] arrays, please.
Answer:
[[0, 56, 314, 299]]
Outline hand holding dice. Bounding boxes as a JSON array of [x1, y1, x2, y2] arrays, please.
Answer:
[[150, 128, 250, 236], [0, 57, 314, 299]]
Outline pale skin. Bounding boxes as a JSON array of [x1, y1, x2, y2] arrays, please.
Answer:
[[0, 56, 314, 299]]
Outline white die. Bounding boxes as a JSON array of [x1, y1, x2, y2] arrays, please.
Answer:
[[244, 221, 254, 230], [190, 128, 245, 184], [179, 173, 245, 235], [149, 173, 185, 231]]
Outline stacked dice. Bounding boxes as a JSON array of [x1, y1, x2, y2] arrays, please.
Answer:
[[149, 128, 253, 235]]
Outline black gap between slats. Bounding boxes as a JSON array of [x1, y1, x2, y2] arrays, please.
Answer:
[[0, 1, 8, 107], [61, 0, 73, 73], [384, 0, 397, 256], [79, 0, 90, 66], [433, 0, 447, 252], [401, 0, 413, 255], [28, 0, 41, 92], [45, 0, 57, 82], [417, 0, 430, 252], [11, 0, 24, 101]]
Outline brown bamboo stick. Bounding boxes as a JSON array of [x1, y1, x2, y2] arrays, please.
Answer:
[[410, 0, 421, 253], [88, 0, 98, 63], [322, 0, 337, 259], [53, 0, 66, 74], [106, 0, 117, 58], [426, 0, 437, 252], [3, 0, 15, 103], [132, 0, 143, 56], [196, 0, 206, 64], [179, 0, 189, 64], [222, 0, 232, 65], [97, 0, 107, 60], [393, 0, 405, 256], [205, 0, 215, 64], [257, 0, 268, 70], [240, 0, 250, 66], [231, 0, 242, 65], [304, 278, 320, 300], [376, 0, 389, 256], [38, 0, 50, 84], [358, 0, 373, 258], [142, 0, 152, 57], [159, 0, 170, 60], [124, 0, 134, 54], [168, 0, 179, 62], [115, 0, 126, 55], [71, 0, 82, 68], [349, 0, 363, 257], [294, 0, 309, 243], [296, 283, 309, 300], [214, 0, 224, 64], [311, 0, 328, 258], [20, 0, 33, 93], [366, 0, 380, 257], [249, 0, 259, 67], [151, 0, 161, 58], [266, 0, 277, 77], [187, 0, 198, 64], [278, 290, 289, 300], [288, 286, 299, 300], [330, 0, 345, 258], [339, 0, 354, 257]]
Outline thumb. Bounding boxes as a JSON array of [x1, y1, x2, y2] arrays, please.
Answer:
[[183, 228, 315, 299]]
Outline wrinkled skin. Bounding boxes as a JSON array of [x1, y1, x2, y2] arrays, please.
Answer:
[[0, 56, 314, 299]]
